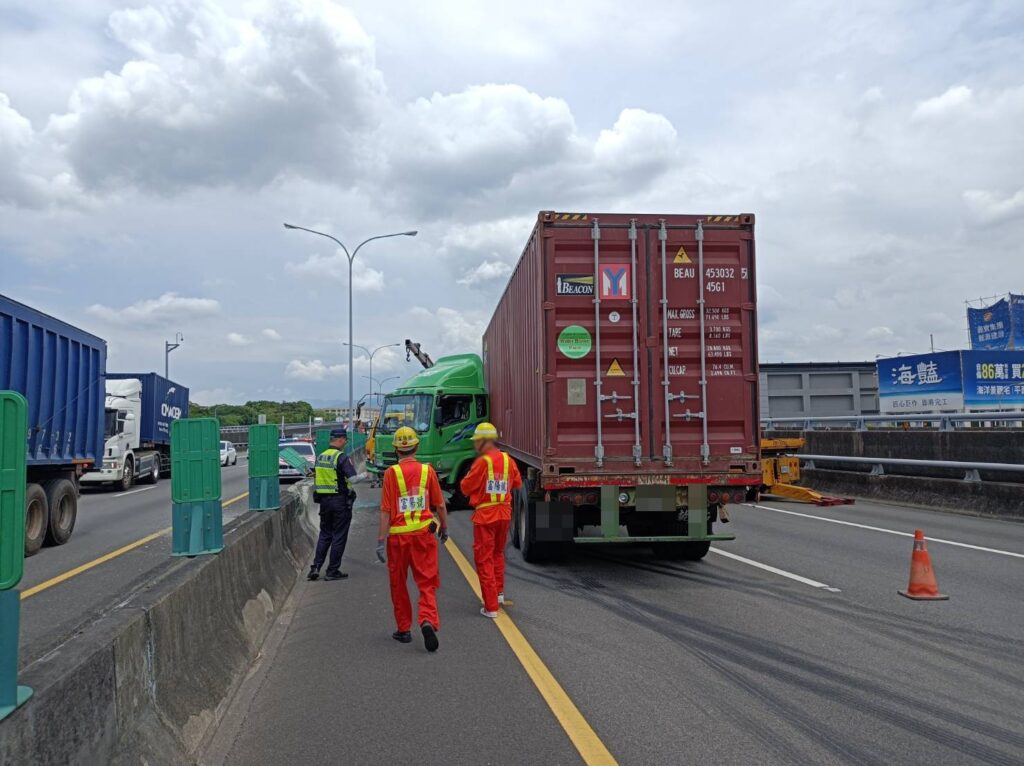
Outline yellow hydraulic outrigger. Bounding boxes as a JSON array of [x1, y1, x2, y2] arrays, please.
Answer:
[[759, 437, 854, 506]]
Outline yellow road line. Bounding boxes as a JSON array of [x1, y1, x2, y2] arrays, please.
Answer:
[[444, 537, 618, 766], [21, 491, 250, 600]]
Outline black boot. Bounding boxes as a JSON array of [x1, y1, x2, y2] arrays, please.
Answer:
[[307, 569, 319, 581], [392, 630, 412, 644], [421, 622, 439, 653]]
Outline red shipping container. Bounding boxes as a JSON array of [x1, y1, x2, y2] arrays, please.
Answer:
[[484, 211, 760, 490]]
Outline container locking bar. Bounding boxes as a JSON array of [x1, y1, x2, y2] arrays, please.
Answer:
[[628, 220, 642, 465], [696, 220, 710, 464], [591, 218, 604, 467], [658, 220, 673, 466]]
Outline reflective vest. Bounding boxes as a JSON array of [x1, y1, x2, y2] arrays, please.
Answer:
[[476, 451, 511, 509], [314, 448, 344, 495], [389, 462, 433, 535]]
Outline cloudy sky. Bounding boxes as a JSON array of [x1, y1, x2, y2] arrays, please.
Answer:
[[3, 0, 1023, 405]]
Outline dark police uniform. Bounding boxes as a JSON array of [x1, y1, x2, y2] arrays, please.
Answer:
[[310, 435, 358, 579]]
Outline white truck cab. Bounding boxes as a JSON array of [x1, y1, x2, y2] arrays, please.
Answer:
[[82, 378, 171, 490]]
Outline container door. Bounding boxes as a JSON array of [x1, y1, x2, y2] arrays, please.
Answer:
[[649, 220, 758, 471], [546, 219, 649, 466]]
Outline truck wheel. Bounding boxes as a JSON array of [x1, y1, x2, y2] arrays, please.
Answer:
[[42, 478, 77, 546], [519, 498, 560, 563], [25, 483, 48, 557], [511, 488, 525, 549], [652, 540, 711, 561], [142, 459, 159, 485], [118, 457, 134, 491]]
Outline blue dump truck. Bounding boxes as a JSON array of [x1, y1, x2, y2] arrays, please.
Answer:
[[1, 294, 106, 555], [81, 372, 188, 490]]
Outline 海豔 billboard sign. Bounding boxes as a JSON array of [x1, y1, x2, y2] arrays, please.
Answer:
[[961, 350, 1024, 410], [877, 351, 964, 413], [968, 298, 1013, 350]]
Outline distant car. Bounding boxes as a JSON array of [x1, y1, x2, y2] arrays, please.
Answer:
[[220, 440, 237, 466], [279, 440, 316, 481]]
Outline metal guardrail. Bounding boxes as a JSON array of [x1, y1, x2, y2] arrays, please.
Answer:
[[797, 453, 1024, 483], [763, 413, 1024, 432]]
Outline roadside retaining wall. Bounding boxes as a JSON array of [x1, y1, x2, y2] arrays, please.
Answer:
[[0, 483, 315, 765]]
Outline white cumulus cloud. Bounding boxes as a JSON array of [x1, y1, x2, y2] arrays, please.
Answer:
[[262, 328, 282, 341], [285, 358, 346, 381], [457, 260, 512, 285], [86, 292, 220, 326], [226, 332, 251, 346]]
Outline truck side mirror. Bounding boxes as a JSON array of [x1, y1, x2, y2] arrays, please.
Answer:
[[434, 407, 444, 427]]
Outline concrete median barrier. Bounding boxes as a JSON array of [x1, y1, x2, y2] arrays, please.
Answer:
[[802, 468, 1024, 519], [0, 482, 315, 765]]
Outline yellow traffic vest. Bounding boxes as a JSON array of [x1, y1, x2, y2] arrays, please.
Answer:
[[476, 451, 511, 509], [314, 448, 343, 495], [389, 462, 434, 535]]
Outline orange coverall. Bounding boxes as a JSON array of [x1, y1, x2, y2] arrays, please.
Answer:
[[381, 458, 445, 631], [460, 448, 523, 612]]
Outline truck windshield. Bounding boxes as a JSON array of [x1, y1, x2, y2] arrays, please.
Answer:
[[378, 394, 432, 434]]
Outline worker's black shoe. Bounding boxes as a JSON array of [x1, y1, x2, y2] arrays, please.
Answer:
[[421, 622, 439, 653], [392, 631, 412, 644], [306, 570, 319, 581], [324, 571, 348, 581]]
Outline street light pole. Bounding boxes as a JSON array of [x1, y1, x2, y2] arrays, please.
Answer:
[[344, 342, 401, 410], [165, 332, 183, 378], [284, 224, 417, 432]]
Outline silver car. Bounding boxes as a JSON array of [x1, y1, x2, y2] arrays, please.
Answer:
[[279, 440, 316, 481]]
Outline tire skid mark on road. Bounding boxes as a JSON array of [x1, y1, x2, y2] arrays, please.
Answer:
[[505, 554, 1024, 763], [578, 549, 1024, 683], [748, 503, 1024, 559]]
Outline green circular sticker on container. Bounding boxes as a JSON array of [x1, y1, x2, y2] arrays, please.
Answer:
[[557, 324, 592, 359]]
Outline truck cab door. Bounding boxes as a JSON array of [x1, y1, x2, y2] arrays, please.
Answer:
[[433, 394, 477, 481]]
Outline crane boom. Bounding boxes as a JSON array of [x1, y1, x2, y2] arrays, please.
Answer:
[[405, 339, 435, 369]]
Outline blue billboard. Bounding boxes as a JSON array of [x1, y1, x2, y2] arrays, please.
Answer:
[[961, 350, 1024, 409], [967, 298, 1012, 350], [877, 351, 963, 413]]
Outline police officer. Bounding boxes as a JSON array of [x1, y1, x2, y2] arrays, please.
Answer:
[[309, 428, 364, 581]]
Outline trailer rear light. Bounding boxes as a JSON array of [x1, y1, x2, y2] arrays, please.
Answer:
[[720, 492, 731, 505], [618, 492, 629, 505], [708, 491, 719, 503], [573, 493, 584, 506], [585, 492, 597, 505]]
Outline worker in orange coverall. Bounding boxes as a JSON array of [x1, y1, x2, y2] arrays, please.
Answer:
[[459, 422, 523, 618], [376, 427, 448, 652]]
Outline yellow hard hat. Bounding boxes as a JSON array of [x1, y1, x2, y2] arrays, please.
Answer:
[[393, 426, 420, 450], [472, 422, 499, 441]]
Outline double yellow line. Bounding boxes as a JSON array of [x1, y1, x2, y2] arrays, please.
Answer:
[[20, 491, 249, 600], [444, 538, 618, 766]]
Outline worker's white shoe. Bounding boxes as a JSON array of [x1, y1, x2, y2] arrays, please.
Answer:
[[497, 593, 505, 605], [480, 608, 499, 619]]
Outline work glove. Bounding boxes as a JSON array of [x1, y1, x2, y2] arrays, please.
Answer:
[[375, 540, 386, 564], [437, 527, 449, 544], [351, 471, 369, 484]]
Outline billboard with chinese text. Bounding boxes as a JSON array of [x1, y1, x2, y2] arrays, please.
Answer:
[[877, 351, 963, 413], [961, 350, 1024, 410], [967, 298, 1012, 350]]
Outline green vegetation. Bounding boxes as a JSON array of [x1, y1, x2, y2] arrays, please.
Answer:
[[189, 400, 315, 426]]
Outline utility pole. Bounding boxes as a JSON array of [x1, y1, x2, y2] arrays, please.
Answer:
[[165, 332, 183, 378]]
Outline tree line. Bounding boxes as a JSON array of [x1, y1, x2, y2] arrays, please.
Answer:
[[189, 400, 316, 426]]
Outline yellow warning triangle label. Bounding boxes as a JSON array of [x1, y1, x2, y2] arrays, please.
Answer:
[[606, 359, 626, 377], [673, 246, 691, 264]]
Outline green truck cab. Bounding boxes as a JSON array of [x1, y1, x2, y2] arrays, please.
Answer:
[[368, 354, 488, 500]]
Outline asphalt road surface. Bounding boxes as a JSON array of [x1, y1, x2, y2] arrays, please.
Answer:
[[210, 491, 1024, 765], [18, 459, 254, 665]]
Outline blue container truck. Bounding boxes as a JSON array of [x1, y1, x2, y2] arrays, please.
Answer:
[[81, 372, 189, 490], [0, 294, 106, 555]]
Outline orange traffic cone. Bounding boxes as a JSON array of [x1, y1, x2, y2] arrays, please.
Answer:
[[898, 529, 948, 601]]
